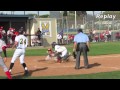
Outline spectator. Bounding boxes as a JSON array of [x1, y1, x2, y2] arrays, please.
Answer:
[[94, 34, 99, 42], [63, 34, 68, 44], [100, 32, 105, 42], [57, 33, 62, 44], [108, 30, 112, 41]]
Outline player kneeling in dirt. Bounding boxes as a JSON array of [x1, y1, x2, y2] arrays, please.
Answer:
[[51, 42, 70, 63]]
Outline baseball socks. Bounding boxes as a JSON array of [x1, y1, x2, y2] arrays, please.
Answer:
[[5, 71, 12, 79], [57, 57, 61, 63], [9, 63, 14, 74], [22, 63, 29, 74]]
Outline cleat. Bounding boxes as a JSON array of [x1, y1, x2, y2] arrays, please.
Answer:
[[24, 70, 30, 76]]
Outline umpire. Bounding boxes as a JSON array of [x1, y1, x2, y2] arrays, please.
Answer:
[[73, 28, 90, 69]]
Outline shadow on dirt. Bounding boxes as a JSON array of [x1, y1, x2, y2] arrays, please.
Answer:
[[37, 59, 45, 62], [89, 63, 101, 68], [12, 67, 48, 79], [80, 63, 101, 69]]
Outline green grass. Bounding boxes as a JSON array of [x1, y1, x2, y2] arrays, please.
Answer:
[[88, 41, 120, 56], [1, 70, 120, 79], [1, 41, 120, 79], [5, 41, 120, 57]]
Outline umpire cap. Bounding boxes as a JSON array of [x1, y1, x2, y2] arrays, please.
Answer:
[[77, 28, 83, 33]]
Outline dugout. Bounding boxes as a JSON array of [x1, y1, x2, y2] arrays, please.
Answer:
[[0, 14, 34, 45], [0, 14, 34, 32], [0, 14, 57, 47]]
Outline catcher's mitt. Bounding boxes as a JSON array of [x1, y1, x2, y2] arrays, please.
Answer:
[[72, 51, 76, 59]]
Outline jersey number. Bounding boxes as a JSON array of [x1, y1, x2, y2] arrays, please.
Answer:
[[20, 38, 26, 44]]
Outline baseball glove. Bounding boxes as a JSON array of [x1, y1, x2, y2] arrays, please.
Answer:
[[72, 51, 76, 59]]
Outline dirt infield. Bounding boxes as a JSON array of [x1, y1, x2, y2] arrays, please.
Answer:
[[1, 54, 120, 77]]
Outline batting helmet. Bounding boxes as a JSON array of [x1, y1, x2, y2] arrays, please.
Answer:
[[19, 28, 24, 34]]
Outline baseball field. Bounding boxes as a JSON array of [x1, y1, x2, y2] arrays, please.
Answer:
[[1, 41, 120, 79]]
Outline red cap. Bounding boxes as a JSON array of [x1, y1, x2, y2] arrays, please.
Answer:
[[15, 31, 19, 35], [48, 48, 52, 51]]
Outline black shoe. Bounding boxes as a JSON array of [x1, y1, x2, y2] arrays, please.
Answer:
[[24, 70, 29, 76], [74, 67, 80, 70], [84, 66, 90, 69]]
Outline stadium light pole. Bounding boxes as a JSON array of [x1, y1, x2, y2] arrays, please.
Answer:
[[24, 11, 25, 15], [38, 11, 39, 16], [66, 11, 69, 44], [75, 11, 77, 29], [92, 11, 95, 30]]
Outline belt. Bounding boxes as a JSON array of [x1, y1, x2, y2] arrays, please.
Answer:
[[17, 48, 23, 49], [78, 42, 86, 44]]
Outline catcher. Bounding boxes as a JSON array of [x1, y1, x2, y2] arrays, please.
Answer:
[[51, 42, 70, 63]]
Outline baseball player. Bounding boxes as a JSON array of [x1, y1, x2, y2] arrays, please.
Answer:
[[51, 42, 70, 63], [0, 39, 12, 79], [45, 48, 55, 60], [7, 28, 14, 45], [8, 28, 29, 76]]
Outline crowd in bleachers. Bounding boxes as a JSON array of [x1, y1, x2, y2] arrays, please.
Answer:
[[57, 33, 74, 45], [88, 29, 113, 42]]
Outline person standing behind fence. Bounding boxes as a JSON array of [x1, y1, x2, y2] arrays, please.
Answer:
[[63, 34, 68, 44], [108, 30, 112, 41], [73, 28, 90, 69], [57, 33, 62, 44]]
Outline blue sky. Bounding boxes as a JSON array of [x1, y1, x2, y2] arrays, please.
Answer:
[[0, 11, 102, 15]]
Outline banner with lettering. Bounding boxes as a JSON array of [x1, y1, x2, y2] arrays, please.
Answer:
[[40, 21, 52, 37]]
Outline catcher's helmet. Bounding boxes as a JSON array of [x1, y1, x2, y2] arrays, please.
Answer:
[[51, 42, 57, 48]]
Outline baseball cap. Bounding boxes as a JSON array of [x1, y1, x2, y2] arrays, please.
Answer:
[[48, 48, 52, 51]]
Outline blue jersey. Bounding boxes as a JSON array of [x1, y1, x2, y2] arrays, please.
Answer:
[[74, 32, 89, 43]]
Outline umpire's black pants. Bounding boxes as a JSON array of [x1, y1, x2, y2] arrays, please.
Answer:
[[75, 43, 89, 68]]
